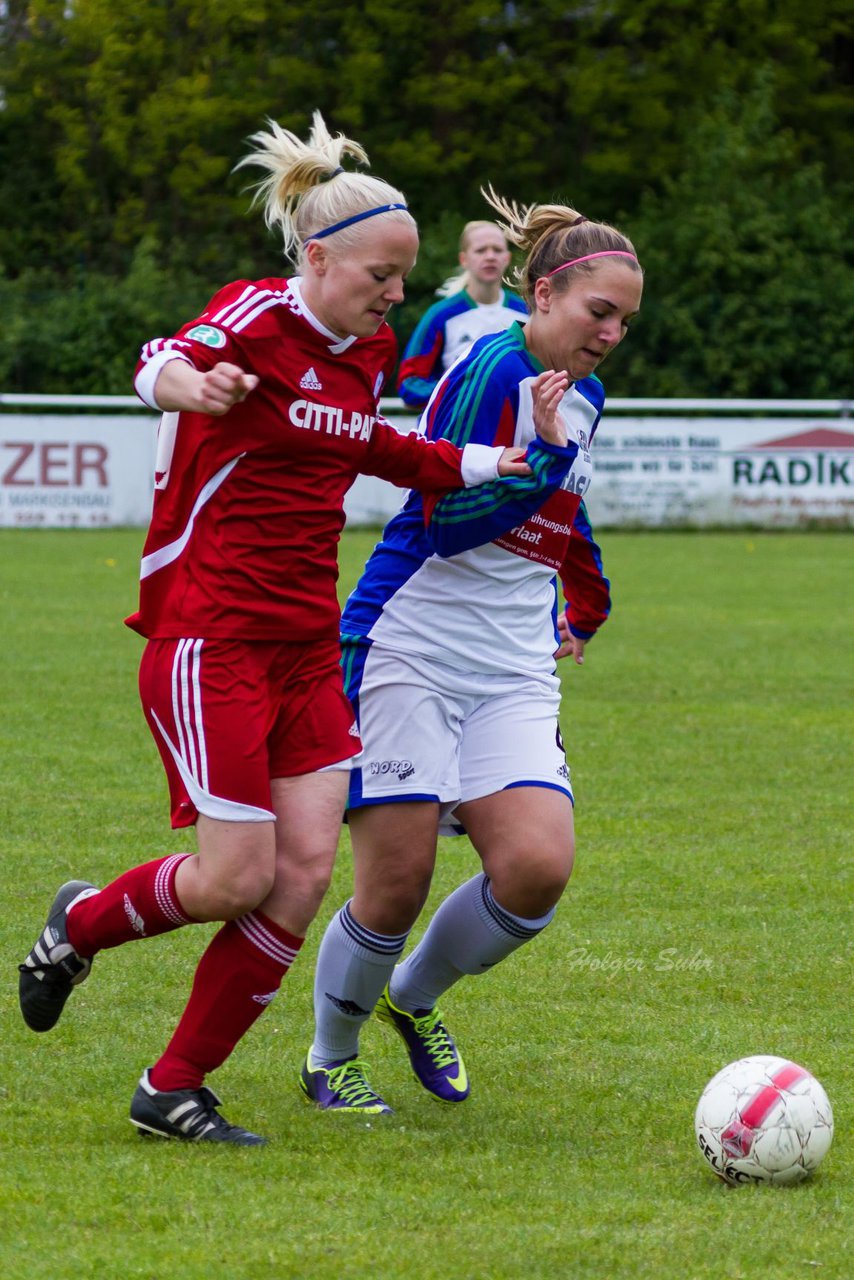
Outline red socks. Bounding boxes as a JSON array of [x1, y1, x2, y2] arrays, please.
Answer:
[[149, 911, 303, 1092], [66, 854, 193, 955], [63, 857, 303, 1093]]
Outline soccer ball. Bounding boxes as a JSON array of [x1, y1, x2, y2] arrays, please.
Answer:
[[695, 1055, 833, 1185]]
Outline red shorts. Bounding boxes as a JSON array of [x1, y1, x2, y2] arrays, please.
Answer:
[[138, 637, 361, 828]]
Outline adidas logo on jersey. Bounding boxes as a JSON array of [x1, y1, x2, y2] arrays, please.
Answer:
[[299, 366, 322, 391]]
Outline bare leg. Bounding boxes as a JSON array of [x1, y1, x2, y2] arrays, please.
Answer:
[[391, 786, 574, 1010]]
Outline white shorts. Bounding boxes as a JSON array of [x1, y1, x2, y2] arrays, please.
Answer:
[[345, 643, 572, 836]]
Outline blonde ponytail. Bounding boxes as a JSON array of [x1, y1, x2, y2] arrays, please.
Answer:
[[236, 111, 415, 264]]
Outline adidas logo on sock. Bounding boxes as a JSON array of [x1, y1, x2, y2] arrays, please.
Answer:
[[299, 366, 322, 391], [123, 893, 146, 935]]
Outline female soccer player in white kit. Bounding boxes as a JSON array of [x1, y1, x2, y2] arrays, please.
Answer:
[[17, 116, 531, 1145], [397, 219, 528, 410], [302, 188, 644, 1113]]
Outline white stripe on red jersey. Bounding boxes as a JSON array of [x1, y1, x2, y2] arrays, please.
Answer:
[[129, 277, 468, 643]]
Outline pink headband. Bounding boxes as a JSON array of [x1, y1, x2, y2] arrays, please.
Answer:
[[547, 250, 638, 277]]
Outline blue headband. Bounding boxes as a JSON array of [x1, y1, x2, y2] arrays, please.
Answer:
[[303, 203, 409, 245]]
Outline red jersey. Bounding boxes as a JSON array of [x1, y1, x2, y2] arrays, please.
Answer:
[[128, 277, 470, 643]]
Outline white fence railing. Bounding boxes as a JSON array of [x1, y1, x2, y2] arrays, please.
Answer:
[[1, 393, 850, 415], [2, 395, 852, 529]]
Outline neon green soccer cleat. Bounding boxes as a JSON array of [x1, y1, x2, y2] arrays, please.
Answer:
[[375, 986, 470, 1103], [299, 1053, 393, 1114]]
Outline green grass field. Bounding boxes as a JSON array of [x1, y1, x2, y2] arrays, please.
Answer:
[[1, 528, 851, 1280]]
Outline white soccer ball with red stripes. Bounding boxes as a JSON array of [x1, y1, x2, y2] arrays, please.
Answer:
[[695, 1055, 833, 1185]]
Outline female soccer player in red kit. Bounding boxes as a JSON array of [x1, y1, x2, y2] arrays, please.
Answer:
[[17, 113, 530, 1145]]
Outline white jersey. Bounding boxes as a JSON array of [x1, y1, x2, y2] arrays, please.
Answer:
[[397, 288, 528, 409], [342, 323, 610, 680], [441, 298, 530, 371]]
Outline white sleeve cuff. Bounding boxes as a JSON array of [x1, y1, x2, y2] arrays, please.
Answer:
[[135, 350, 194, 410], [460, 443, 503, 487]]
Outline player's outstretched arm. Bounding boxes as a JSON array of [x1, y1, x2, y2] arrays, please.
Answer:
[[154, 360, 259, 415]]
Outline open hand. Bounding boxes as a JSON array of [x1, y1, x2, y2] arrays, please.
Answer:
[[532, 369, 569, 448]]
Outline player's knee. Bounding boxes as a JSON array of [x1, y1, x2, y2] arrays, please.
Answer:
[[302, 858, 336, 909], [491, 844, 573, 918], [214, 864, 276, 918], [393, 863, 433, 914], [354, 868, 432, 934]]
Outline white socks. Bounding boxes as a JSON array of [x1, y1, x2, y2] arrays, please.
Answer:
[[310, 900, 408, 1064], [390, 873, 555, 1013], [310, 875, 557, 1063]]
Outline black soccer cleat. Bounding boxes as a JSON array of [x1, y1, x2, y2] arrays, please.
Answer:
[[18, 880, 98, 1032], [129, 1069, 268, 1146]]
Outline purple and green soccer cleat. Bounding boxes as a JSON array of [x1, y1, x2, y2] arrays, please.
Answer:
[[375, 986, 470, 1103], [299, 1053, 393, 1114]]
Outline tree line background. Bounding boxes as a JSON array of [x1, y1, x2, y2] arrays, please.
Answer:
[[1, 0, 852, 398]]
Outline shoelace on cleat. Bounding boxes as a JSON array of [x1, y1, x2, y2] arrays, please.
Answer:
[[18, 959, 74, 985], [20, 934, 88, 980], [174, 1102, 219, 1139], [410, 1011, 457, 1070], [325, 1059, 384, 1106]]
